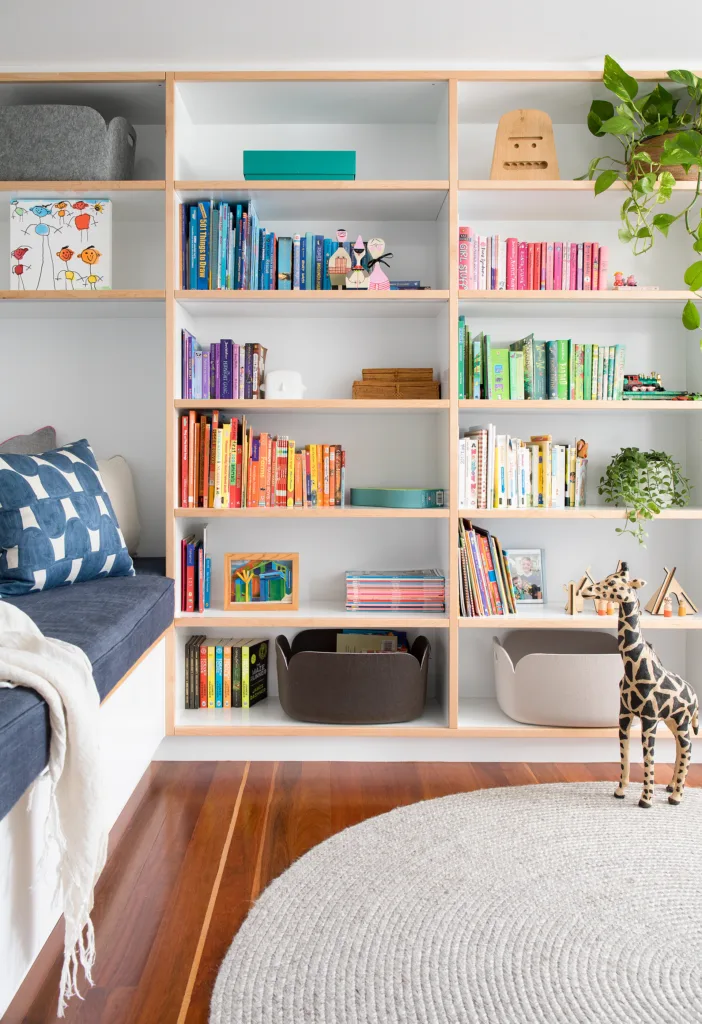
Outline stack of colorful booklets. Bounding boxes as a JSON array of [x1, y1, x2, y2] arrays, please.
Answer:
[[459, 428, 588, 509], [182, 332, 267, 399], [345, 569, 446, 612], [180, 526, 210, 612], [458, 322, 625, 401], [181, 411, 346, 508], [180, 199, 420, 291], [458, 229, 609, 291], [183, 636, 268, 709], [458, 520, 516, 617]]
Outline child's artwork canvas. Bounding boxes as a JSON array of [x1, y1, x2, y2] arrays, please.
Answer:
[[10, 198, 112, 291], [224, 552, 299, 611], [504, 549, 545, 604]]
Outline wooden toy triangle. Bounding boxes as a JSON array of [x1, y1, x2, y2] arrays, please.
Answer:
[[491, 109, 559, 181], [645, 566, 698, 615]]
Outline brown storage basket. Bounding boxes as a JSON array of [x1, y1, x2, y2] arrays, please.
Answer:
[[275, 629, 430, 724]]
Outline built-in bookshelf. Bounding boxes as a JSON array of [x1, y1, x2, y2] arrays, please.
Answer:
[[5, 69, 701, 750]]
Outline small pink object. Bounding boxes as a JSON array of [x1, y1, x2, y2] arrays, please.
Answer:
[[626, 274, 637, 287], [366, 237, 391, 291], [613, 271, 626, 288]]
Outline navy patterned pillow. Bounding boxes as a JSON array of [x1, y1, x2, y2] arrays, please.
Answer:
[[0, 438, 135, 596]]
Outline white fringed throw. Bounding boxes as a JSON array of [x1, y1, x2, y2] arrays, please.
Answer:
[[0, 601, 107, 1017]]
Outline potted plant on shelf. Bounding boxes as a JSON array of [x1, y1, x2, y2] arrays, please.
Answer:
[[599, 446, 691, 545], [582, 56, 702, 339]]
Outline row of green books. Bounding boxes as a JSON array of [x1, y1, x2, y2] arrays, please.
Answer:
[[458, 319, 626, 401]]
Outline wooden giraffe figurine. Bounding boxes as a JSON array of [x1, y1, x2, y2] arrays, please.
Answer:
[[581, 563, 699, 807]]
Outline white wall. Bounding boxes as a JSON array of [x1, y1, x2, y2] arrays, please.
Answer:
[[0, 315, 166, 555], [0, 0, 699, 71]]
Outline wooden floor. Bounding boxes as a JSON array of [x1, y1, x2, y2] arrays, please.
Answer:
[[5, 760, 702, 1024]]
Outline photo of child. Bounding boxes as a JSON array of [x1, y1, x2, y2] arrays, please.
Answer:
[[505, 549, 545, 604]]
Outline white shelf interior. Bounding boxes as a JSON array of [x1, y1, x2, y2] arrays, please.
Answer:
[[0, 190, 165, 291], [175, 624, 449, 726], [0, 79, 166, 180], [456, 79, 668, 181], [174, 519, 450, 619], [175, 303, 449, 399], [175, 697, 446, 731], [175, 80, 449, 180]]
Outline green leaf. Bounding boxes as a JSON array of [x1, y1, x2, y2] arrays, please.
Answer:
[[641, 118, 669, 138], [587, 99, 615, 137], [594, 169, 619, 194], [668, 69, 702, 101], [618, 226, 633, 243], [693, 238, 702, 253], [682, 299, 701, 330], [603, 55, 639, 102], [652, 213, 676, 236], [640, 84, 676, 122], [636, 226, 651, 239], [599, 114, 636, 135], [684, 261, 702, 290]]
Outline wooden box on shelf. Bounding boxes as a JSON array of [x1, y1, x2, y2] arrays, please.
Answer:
[[224, 552, 299, 611], [352, 367, 440, 400]]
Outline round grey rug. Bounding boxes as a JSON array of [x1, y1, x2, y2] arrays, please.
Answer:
[[211, 783, 702, 1024]]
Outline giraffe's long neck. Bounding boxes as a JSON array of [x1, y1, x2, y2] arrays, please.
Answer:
[[617, 597, 645, 660]]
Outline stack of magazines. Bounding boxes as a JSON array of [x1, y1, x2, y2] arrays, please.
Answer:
[[345, 569, 446, 612]]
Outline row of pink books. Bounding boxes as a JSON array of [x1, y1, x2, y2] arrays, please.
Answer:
[[458, 229, 609, 292]]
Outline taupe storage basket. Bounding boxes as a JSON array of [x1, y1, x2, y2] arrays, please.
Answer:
[[493, 629, 622, 727], [0, 105, 136, 180], [275, 629, 430, 724]]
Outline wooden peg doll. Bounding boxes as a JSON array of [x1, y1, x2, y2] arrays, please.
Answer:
[[663, 595, 673, 617], [346, 235, 370, 290], [328, 228, 352, 290], [367, 237, 392, 291]]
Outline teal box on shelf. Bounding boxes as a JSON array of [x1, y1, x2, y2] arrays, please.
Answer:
[[243, 150, 356, 181]]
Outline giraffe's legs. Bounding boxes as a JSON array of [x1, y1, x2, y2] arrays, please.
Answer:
[[669, 720, 693, 805], [615, 696, 633, 799], [639, 716, 658, 807], [665, 718, 681, 793]]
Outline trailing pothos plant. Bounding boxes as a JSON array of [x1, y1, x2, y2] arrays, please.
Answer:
[[582, 56, 702, 339], [599, 447, 691, 545]]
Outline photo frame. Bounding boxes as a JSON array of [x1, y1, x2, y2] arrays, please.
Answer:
[[504, 549, 545, 604], [224, 552, 299, 611]]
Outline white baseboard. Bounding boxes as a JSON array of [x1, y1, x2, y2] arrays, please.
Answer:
[[154, 731, 695, 763], [0, 638, 166, 1020]]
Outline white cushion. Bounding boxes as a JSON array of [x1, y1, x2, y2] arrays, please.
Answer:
[[97, 455, 140, 556]]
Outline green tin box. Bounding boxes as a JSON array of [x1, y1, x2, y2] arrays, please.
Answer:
[[243, 150, 356, 181]]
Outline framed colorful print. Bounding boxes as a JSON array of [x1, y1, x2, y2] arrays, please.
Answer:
[[10, 198, 112, 291], [224, 552, 299, 611], [504, 549, 545, 604]]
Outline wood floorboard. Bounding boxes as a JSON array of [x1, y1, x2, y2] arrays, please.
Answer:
[[183, 761, 277, 1024], [8, 761, 702, 1024]]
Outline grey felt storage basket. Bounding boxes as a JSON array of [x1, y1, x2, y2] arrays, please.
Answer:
[[0, 105, 136, 180], [493, 629, 623, 727], [275, 629, 430, 724]]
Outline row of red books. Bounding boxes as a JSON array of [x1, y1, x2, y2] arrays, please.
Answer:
[[458, 229, 609, 291], [180, 411, 346, 509]]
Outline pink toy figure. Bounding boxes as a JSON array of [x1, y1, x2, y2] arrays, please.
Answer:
[[367, 237, 393, 291], [329, 228, 352, 290], [346, 235, 369, 290], [613, 271, 626, 288], [626, 274, 637, 287]]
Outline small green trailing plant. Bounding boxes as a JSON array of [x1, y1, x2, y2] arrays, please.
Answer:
[[583, 56, 702, 340], [599, 447, 691, 545]]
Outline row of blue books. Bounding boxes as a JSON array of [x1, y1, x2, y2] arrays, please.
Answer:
[[179, 200, 422, 291], [180, 199, 344, 291]]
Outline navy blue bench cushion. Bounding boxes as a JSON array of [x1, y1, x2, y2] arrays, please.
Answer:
[[0, 558, 173, 821]]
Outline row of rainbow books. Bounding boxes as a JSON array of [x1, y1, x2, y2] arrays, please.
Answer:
[[180, 411, 346, 509], [458, 229, 609, 291], [459, 427, 588, 509]]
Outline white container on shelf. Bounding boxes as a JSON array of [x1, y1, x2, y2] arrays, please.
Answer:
[[493, 629, 622, 727]]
